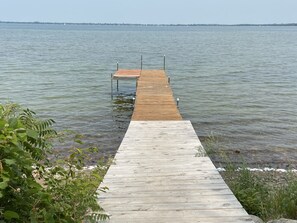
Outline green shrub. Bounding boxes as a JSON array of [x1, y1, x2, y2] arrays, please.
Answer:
[[0, 103, 108, 222]]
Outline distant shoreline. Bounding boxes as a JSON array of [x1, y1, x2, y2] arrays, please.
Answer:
[[1, 21, 297, 26]]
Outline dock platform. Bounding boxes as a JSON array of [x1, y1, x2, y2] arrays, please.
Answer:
[[98, 70, 253, 222], [113, 69, 141, 79]]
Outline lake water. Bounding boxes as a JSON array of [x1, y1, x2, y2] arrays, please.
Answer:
[[1, 23, 297, 167]]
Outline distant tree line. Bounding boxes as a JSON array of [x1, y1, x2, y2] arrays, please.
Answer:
[[0, 21, 297, 26]]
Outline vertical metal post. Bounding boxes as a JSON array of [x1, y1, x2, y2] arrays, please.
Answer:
[[168, 76, 170, 84], [163, 55, 166, 70], [116, 62, 119, 93], [141, 55, 143, 70], [110, 73, 113, 99]]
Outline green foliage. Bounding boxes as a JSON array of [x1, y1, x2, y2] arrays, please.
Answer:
[[267, 174, 297, 219], [0, 103, 52, 222], [227, 168, 268, 216], [202, 133, 220, 155], [224, 166, 297, 221], [39, 147, 109, 222], [0, 103, 108, 222], [203, 134, 297, 221]]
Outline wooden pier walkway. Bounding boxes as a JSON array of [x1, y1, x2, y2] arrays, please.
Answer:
[[98, 70, 253, 222], [132, 70, 182, 121]]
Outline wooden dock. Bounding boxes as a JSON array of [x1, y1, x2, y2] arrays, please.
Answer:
[[132, 70, 182, 121], [98, 70, 253, 222]]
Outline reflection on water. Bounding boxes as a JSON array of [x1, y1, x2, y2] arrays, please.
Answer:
[[112, 94, 134, 112], [111, 93, 135, 130], [111, 78, 136, 129]]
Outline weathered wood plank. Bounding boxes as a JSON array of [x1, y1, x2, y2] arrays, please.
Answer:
[[100, 202, 245, 211], [100, 216, 254, 223], [99, 188, 235, 199], [103, 209, 249, 218], [102, 175, 224, 183]]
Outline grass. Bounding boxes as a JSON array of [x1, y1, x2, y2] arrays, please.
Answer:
[[223, 167, 297, 221], [202, 134, 297, 222]]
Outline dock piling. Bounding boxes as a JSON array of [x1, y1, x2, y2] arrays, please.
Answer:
[[163, 55, 166, 70], [110, 73, 113, 99], [141, 55, 143, 70]]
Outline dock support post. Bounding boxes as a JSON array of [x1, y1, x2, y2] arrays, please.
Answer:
[[117, 80, 119, 92], [163, 55, 166, 70], [141, 55, 143, 70], [111, 73, 113, 99], [176, 97, 180, 107], [117, 62, 119, 71], [168, 76, 170, 84]]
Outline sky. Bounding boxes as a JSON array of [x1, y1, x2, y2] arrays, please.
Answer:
[[1, 0, 297, 24]]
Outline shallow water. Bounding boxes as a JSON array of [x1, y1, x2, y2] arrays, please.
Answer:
[[1, 23, 297, 167]]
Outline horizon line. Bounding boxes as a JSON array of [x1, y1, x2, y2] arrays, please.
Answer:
[[1, 20, 297, 26]]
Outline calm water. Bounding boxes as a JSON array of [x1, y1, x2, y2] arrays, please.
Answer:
[[1, 23, 297, 167]]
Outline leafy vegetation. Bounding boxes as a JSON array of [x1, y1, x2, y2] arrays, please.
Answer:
[[223, 166, 297, 221], [0, 103, 108, 222], [224, 166, 269, 217], [203, 135, 297, 221]]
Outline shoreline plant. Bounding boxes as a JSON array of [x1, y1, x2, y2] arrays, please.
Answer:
[[202, 134, 297, 221], [0, 103, 108, 222]]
